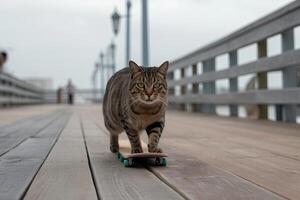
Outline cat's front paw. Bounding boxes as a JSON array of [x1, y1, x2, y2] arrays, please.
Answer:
[[148, 144, 163, 153], [110, 145, 119, 153], [131, 147, 143, 154]]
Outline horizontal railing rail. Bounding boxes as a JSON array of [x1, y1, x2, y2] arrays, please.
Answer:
[[167, 1, 300, 123], [169, 88, 300, 104], [169, 1, 300, 72], [0, 72, 45, 106], [43, 89, 105, 103], [168, 49, 300, 87]]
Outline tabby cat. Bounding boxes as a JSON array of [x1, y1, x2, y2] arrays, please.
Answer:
[[102, 60, 169, 153]]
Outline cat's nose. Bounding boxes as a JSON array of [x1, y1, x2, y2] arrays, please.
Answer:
[[145, 89, 152, 97], [145, 93, 152, 101]]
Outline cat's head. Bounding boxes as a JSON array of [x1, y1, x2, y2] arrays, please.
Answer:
[[128, 60, 169, 105]]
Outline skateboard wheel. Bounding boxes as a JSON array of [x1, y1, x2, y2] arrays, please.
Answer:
[[123, 159, 130, 167], [155, 158, 161, 165], [117, 153, 124, 162], [160, 158, 167, 166]]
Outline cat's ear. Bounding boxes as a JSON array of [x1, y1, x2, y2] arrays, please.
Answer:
[[129, 60, 142, 78], [158, 61, 169, 77]]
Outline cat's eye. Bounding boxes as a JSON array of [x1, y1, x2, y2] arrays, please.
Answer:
[[137, 83, 144, 88], [153, 82, 160, 88]]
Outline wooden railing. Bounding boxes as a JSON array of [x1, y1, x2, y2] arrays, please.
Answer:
[[0, 72, 105, 105], [43, 89, 105, 104], [167, 1, 300, 122], [0, 73, 45, 106]]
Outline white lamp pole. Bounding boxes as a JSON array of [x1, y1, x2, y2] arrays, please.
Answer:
[[142, 0, 149, 66]]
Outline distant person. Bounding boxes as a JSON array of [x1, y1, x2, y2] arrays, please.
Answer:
[[66, 79, 75, 105], [56, 87, 64, 104], [0, 51, 8, 73]]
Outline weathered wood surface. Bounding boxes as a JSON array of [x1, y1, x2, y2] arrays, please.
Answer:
[[24, 112, 98, 200], [0, 111, 63, 156], [1, 105, 299, 200], [160, 110, 300, 200], [148, 148, 284, 200], [0, 105, 64, 126], [81, 115, 184, 200], [87, 105, 299, 200], [0, 110, 70, 200]]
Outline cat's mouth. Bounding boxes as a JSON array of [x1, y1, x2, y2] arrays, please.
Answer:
[[140, 98, 159, 105]]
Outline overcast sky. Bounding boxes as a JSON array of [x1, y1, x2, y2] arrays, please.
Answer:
[[0, 0, 294, 89]]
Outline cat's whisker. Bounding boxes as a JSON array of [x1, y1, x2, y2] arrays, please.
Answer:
[[156, 98, 168, 106], [129, 98, 140, 107]]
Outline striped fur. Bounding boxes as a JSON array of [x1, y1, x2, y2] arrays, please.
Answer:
[[103, 60, 169, 153]]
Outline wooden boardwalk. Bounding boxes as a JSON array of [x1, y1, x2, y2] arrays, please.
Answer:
[[0, 105, 299, 200]]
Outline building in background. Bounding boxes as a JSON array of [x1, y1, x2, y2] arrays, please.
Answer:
[[24, 78, 53, 90]]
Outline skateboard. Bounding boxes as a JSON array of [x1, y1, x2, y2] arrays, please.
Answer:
[[117, 139, 167, 167]]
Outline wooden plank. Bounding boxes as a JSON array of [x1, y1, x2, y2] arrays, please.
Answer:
[[0, 112, 70, 200], [0, 115, 40, 136], [0, 105, 67, 136], [81, 117, 184, 200], [24, 113, 97, 200], [88, 105, 300, 199], [0, 105, 64, 125], [165, 112, 300, 157], [149, 149, 284, 200], [0, 111, 62, 157], [161, 110, 300, 199], [87, 106, 284, 200], [0, 112, 57, 137], [72, 105, 300, 199]]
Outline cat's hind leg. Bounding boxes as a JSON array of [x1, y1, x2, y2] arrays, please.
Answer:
[[110, 133, 119, 153], [146, 122, 164, 153]]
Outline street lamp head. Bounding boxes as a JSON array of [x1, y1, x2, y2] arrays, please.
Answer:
[[110, 41, 116, 50], [95, 62, 99, 69], [100, 52, 104, 59], [111, 8, 121, 35], [127, 0, 131, 9]]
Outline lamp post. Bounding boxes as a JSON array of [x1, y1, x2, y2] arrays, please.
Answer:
[[99, 52, 104, 95], [126, 0, 131, 65], [110, 41, 116, 74], [111, 0, 131, 66], [93, 62, 99, 99], [111, 0, 150, 67], [142, 0, 149, 66]]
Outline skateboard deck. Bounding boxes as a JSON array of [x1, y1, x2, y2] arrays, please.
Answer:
[[117, 139, 167, 167]]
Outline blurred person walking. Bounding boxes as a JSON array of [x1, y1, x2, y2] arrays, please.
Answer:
[[66, 79, 75, 105]]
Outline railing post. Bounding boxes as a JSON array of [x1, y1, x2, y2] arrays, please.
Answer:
[[281, 28, 298, 122], [257, 40, 268, 120], [191, 63, 199, 112], [202, 58, 216, 114], [167, 72, 174, 96], [229, 50, 238, 117], [180, 68, 186, 110]]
